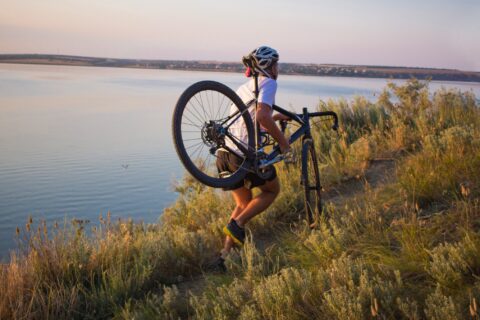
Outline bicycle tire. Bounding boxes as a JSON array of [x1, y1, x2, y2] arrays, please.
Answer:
[[301, 138, 322, 227], [172, 81, 255, 188]]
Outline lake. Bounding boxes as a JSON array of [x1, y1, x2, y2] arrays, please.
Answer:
[[1, 63, 479, 260]]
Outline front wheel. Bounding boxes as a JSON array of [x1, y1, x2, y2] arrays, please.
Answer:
[[172, 81, 255, 188], [301, 138, 322, 227]]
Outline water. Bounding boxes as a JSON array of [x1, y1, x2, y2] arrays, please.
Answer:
[[0, 63, 479, 260]]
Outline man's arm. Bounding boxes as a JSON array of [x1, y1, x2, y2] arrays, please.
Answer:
[[256, 103, 290, 153], [272, 113, 291, 122]]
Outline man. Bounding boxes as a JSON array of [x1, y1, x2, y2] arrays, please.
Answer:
[[214, 46, 291, 271]]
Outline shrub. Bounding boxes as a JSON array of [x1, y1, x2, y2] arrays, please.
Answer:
[[398, 125, 480, 206], [424, 286, 461, 320]]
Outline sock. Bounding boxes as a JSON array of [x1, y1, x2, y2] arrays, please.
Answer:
[[232, 218, 245, 229]]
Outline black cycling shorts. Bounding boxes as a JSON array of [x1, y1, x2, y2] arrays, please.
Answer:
[[216, 150, 277, 191]]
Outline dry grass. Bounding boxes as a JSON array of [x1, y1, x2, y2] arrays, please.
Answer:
[[1, 79, 479, 319]]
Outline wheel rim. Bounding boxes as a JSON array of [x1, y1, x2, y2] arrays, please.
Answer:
[[305, 145, 321, 225]]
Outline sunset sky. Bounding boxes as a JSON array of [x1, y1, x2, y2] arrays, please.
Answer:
[[1, 0, 479, 71]]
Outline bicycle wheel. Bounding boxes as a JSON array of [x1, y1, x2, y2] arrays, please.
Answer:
[[301, 138, 322, 227], [172, 81, 255, 188]]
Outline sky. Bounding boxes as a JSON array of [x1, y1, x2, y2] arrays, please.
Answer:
[[1, 0, 479, 71]]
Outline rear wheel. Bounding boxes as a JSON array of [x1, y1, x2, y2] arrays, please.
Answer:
[[301, 138, 322, 227], [172, 81, 255, 188]]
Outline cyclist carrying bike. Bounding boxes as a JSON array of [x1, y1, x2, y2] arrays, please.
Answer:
[[215, 46, 291, 271]]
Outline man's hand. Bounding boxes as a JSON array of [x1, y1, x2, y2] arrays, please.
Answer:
[[279, 144, 291, 154]]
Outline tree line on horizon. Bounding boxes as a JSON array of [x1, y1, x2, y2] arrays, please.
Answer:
[[1, 53, 480, 82]]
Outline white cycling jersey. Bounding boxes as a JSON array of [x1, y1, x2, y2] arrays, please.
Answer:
[[225, 76, 277, 155]]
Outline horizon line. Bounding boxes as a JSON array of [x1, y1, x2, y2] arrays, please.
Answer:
[[1, 52, 478, 73]]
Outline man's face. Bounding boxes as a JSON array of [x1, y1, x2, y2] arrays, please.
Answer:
[[271, 62, 279, 80]]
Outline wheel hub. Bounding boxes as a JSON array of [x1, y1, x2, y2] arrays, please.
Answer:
[[201, 121, 225, 152]]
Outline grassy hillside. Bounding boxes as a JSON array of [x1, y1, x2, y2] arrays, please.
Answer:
[[1, 79, 479, 319]]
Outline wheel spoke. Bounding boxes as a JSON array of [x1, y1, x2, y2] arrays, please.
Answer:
[[182, 121, 202, 129], [188, 96, 208, 122], [183, 113, 203, 128], [215, 92, 226, 121], [198, 91, 211, 120], [193, 94, 210, 121], [220, 94, 231, 120], [208, 90, 214, 122], [185, 102, 206, 125], [189, 141, 205, 161], [185, 141, 203, 151], [189, 100, 208, 123]]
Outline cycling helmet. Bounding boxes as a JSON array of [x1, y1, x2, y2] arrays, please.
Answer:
[[244, 46, 279, 78]]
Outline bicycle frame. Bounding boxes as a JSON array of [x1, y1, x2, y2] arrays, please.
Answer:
[[219, 102, 338, 170], [260, 105, 338, 167]]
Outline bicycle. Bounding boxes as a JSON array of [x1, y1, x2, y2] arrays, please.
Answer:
[[172, 70, 338, 225]]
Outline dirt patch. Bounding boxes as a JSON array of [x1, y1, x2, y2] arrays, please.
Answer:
[[323, 159, 396, 206]]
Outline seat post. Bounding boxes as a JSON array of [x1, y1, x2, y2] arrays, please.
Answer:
[[253, 72, 260, 154]]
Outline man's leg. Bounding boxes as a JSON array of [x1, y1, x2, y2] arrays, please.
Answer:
[[221, 177, 280, 258], [221, 186, 252, 257], [234, 177, 280, 227]]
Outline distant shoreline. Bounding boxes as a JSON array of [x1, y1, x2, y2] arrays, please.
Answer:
[[1, 53, 480, 83]]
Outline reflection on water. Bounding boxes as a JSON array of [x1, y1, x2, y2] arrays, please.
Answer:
[[0, 63, 479, 260]]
